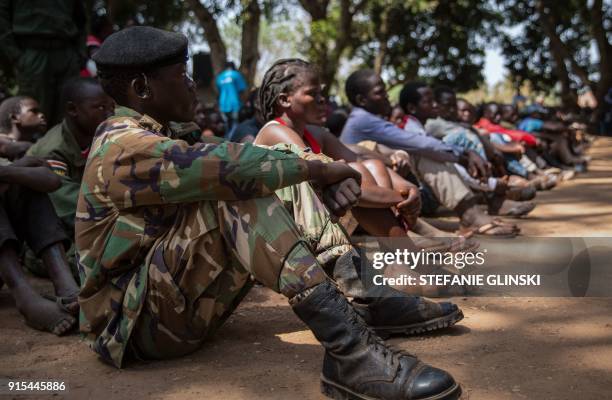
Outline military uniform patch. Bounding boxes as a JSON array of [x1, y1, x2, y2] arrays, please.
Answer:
[[47, 160, 68, 176]]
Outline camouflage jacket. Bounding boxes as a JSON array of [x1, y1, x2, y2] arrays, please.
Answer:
[[76, 109, 309, 367]]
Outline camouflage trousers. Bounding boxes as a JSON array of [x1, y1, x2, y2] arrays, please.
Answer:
[[131, 184, 348, 360]]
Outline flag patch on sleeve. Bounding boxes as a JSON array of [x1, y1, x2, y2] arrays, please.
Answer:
[[47, 160, 68, 176]]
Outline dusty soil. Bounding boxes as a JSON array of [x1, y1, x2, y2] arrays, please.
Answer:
[[2, 139, 612, 400]]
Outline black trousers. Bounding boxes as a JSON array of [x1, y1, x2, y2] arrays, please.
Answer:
[[0, 184, 68, 256]]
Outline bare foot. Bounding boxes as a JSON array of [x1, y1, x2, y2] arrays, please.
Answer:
[[489, 197, 536, 217], [460, 207, 519, 237], [15, 288, 76, 335]]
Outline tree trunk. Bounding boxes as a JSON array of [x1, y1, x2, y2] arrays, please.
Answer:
[[239, 0, 261, 87], [185, 0, 227, 74], [300, 0, 365, 95], [374, 6, 391, 75], [537, 1, 580, 109]]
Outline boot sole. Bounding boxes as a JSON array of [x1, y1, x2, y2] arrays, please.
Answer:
[[374, 309, 464, 339], [321, 375, 462, 400]]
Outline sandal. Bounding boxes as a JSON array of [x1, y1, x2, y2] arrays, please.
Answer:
[[43, 292, 79, 315]]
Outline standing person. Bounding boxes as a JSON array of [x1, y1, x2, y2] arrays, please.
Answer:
[[0, 0, 86, 125], [215, 61, 247, 133], [82, 26, 461, 400]]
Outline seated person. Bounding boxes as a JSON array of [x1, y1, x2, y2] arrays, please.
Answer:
[[389, 105, 406, 128], [0, 156, 80, 335], [339, 69, 522, 236], [0, 96, 47, 158], [254, 59, 423, 237], [201, 109, 227, 139], [400, 83, 536, 216], [28, 78, 115, 233], [427, 87, 535, 201], [459, 99, 557, 190], [325, 106, 350, 137], [475, 102, 538, 147], [80, 26, 462, 400], [516, 105, 588, 170], [403, 83, 495, 191]]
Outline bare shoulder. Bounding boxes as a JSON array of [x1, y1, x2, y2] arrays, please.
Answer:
[[255, 122, 306, 147]]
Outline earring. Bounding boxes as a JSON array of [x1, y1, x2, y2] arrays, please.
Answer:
[[138, 86, 151, 100], [132, 73, 152, 99]]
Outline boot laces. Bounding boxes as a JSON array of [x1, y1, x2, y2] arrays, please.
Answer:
[[336, 291, 410, 366]]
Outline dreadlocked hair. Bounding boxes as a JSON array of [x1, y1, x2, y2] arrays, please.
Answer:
[[257, 58, 315, 123]]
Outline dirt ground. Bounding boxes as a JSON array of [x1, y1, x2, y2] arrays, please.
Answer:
[[2, 139, 612, 400]]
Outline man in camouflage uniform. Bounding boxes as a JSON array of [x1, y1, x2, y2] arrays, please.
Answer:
[[77, 26, 461, 399], [0, 0, 86, 124]]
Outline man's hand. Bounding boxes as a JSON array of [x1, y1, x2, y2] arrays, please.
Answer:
[[490, 150, 507, 176], [459, 150, 490, 180], [321, 178, 361, 219], [307, 160, 362, 219], [390, 150, 411, 177], [11, 155, 47, 168], [396, 186, 421, 218]]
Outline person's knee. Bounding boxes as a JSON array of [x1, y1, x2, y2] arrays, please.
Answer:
[[349, 162, 377, 186]]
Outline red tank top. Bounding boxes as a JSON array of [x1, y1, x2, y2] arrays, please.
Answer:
[[274, 118, 322, 154]]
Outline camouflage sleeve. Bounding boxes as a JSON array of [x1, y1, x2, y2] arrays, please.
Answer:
[[103, 133, 310, 208]]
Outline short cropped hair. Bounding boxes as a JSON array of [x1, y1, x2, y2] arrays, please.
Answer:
[[60, 77, 102, 109], [0, 96, 29, 132], [399, 81, 428, 111], [345, 69, 376, 106]]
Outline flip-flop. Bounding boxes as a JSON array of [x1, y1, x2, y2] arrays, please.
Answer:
[[43, 292, 79, 315]]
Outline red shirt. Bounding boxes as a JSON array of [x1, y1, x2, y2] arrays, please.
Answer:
[[274, 118, 322, 154], [474, 118, 537, 146]]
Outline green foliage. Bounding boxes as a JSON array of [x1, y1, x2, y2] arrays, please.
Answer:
[[498, 0, 590, 93]]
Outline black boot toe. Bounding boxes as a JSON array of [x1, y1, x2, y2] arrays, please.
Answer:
[[408, 365, 461, 400]]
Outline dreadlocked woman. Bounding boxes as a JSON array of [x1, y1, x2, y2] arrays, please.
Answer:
[[255, 58, 475, 253]]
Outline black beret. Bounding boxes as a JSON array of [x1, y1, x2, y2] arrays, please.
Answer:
[[93, 26, 188, 72]]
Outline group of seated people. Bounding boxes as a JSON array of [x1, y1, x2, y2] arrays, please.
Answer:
[[0, 25, 597, 400], [0, 59, 591, 336]]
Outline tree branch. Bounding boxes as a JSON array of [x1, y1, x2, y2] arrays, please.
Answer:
[[298, 0, 329, 20]]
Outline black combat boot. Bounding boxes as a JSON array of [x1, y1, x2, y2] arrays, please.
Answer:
[[291, 280, 462, 400], [333, 250, 464, 337]]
